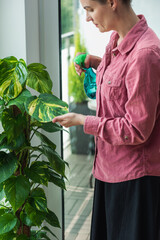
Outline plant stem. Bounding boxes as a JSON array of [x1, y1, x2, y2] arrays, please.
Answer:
[[34, 153, 43, 162], [30, 127, 39, 141], [31, 183, 41, 192], [29, 145, 42, 156]]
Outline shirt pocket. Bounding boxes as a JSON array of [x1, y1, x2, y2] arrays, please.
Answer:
[[101, 74, 123, 101]]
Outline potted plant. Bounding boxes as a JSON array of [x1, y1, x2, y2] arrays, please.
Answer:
[[68, 31, 95, 155], [0, 56, 68, 239]]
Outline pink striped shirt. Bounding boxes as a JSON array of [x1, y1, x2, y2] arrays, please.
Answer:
[[84, 15, 160, 183]]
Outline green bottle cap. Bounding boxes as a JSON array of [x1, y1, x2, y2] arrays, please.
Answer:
[[73, 53, 88, 68]]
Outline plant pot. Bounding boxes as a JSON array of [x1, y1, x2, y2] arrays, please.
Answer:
[[69, 101, 95, 155]]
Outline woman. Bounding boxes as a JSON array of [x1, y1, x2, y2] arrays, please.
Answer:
[[53, 0, 160, 239]]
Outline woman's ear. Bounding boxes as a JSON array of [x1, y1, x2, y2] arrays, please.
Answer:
[[108, 0, 118, 10]]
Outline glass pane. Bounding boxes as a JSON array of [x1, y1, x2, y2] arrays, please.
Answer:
[[61, 0, 160, 239], [61, 1, 96, 239]]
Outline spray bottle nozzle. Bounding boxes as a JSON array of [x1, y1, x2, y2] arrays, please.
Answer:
[[73, 53, 88, 68], [73, 54, 97, 99]]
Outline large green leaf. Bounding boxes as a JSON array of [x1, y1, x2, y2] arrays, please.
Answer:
[[4, 175, 30, 212], [25, 203, 45, 226], [35, 231, 51, 240], [0, 213, 17, 234], [0, 132, 25, 151], [40, 122, 68, 133], [0, 56, 27, 102], [48, 171, 66, 190], [42, 145, 66, 177], [25, 205, 60, 229], [20, 211, 33, 227], [31, 120, 64, 133], [25, 93, 68, 122], [7, 89, 32, 113], [27, 63, 53, 94], [1, 108, 27, 144], [42, 226, 58, 240], [35, 131, 56, 150], [30, 230, 51, 240], [25, 160, 66, 189], [24, 161, 50, 186], [29, 188, 47, 213], [45, 209, 60, 228], [0, 152, 17, 184]]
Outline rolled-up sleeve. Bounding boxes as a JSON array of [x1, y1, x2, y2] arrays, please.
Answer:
[[84, 48, 160, 146]]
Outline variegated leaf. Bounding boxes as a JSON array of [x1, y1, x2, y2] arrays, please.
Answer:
[[25, 93, 68, 122], [4, 175, 30, 213], [0, 56, 28, 102], [7, 89, 32, 113], [27, 63, 52, 94]]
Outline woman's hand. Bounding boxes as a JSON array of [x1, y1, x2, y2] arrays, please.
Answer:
[[52, 113, 87, 128], [74, 53, 102, 76], [74, 52, 90, 76]]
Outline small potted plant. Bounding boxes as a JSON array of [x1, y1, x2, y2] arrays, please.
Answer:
[[0, 56, 68, 239]]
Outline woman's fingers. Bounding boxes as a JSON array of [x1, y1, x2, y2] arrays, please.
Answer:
[[52, 113, 86, 128], [52, 114, 73, 127], [74, 63, 85, 76], [52, 116, 62, 123]]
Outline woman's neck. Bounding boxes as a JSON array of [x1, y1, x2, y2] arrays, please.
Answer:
[[115, 8, 140, 45]]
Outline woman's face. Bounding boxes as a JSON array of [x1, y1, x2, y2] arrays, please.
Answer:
[[80, 0, 115, 32]]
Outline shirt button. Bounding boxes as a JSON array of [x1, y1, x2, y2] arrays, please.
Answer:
[[124, 136, 128, 140], [108, 80, 111, 84]]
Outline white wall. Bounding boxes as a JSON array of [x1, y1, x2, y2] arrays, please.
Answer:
[[0, 0, 26, 60], [25, 0, 40, 64]]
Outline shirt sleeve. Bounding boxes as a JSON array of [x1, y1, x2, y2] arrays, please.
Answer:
[[84, 48, 160, 145]]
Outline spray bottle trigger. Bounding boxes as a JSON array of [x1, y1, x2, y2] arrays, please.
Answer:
[[73, 53, 88, 68], [73, 54, 97, 99]]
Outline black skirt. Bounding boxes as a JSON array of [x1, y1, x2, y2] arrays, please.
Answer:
[[90, 176, 160, 240]]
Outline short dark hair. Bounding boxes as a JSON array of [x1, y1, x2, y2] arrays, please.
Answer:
[[92, 0, 132, 6]]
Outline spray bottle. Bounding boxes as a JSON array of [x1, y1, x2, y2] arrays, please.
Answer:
[[73, 53, 97, 99]]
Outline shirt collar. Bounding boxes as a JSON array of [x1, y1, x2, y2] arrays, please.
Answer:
[[111, 15, 148, 55]]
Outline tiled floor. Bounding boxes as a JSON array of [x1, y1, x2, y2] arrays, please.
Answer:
[[64, 152, 95, 240]]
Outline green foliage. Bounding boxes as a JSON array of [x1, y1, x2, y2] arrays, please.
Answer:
[[0, 56, 27, 102], [0, 56, 69, 239], [4, 176, 30, 213], [61, 0, 73, 34], [68, 31, 88, 103], [27, 63, 53, 94], [0, 152, 17, 184], [0, 213, 17, 234], [25, 93, 68, 122]]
